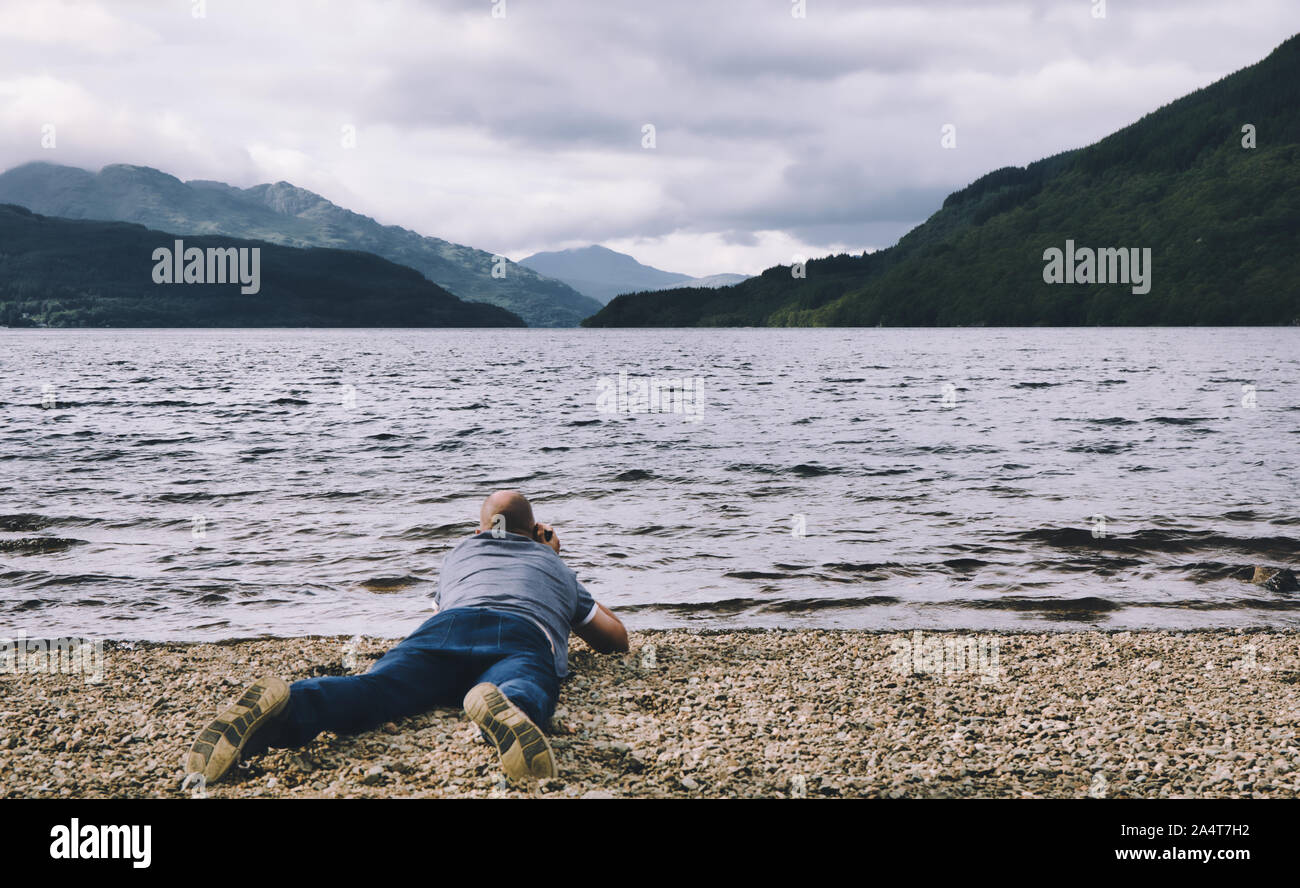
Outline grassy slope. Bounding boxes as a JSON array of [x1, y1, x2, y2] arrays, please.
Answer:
[[0, 205, 525, 327], [0, 167, 600, 327], [585, 35, 1300, 328]]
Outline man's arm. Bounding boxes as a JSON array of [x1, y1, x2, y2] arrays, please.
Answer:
[[540, 523, 626, 653], [574, 602, 629, 653]]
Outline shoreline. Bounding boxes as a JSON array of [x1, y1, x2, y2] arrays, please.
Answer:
[[4, 629, 1299, 798]]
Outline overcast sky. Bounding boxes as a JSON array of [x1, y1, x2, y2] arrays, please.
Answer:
[[1, 1, 1297, 276]]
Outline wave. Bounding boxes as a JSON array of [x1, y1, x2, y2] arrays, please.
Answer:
[[1055, 416, 1137, 425], [962, 595, 1123, 613], [759, 595, 901, 612], [613, 469, 655, 481], [359, 575, 428, 592], [1011, 527, 1300, 557], [0, 513, 56, 532], [134, 437, 197, 446], [1147, 416, 1213, 425], [0, 537, 85, 554], [821, 561, 901, 573], [1066, 442, 1134, 453], [790, 463, 838, 477], [724, 570, 802, 580]]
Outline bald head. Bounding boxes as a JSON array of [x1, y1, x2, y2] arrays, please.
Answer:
[[479, 489, 535, 536]]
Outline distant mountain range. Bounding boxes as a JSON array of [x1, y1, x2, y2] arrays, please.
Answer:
[[0, 163, 600, 326], [585, 34, 1300, 327], [519, 244, 749, 304], [0, 204, 523, 327]]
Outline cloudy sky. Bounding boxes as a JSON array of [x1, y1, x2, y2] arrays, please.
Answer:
[[1, 1, 1297, 276]]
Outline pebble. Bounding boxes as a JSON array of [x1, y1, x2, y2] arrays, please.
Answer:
[[4, 630, 1298, 798]]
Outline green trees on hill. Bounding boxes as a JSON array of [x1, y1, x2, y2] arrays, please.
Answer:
[[0, 206, 525, 327], [585, 35, 1300, 328]]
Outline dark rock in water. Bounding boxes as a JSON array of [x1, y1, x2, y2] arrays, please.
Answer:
[[1251, 566, 1299, 592], [0, 537, 84, 554]]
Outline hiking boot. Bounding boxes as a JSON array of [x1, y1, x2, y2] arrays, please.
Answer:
[[463, 682, 556, 780], [184, 676, 290, 784]]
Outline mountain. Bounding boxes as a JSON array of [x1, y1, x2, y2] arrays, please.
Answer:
[[0, 163, 601, 327], [0, 204, 524, 327], [585, 34, 1300, 327], [519, 244, 748, 304], [681, 273, 752, 289]]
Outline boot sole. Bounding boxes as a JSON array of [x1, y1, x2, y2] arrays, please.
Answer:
[[185, 676, 290, 784], [463, 682, 556, 781]]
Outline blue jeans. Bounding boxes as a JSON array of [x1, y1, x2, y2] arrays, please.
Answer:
[[258, 607, 560, 750]]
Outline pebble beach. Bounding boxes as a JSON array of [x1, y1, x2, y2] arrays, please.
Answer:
[[4, 629, 1300, 799]]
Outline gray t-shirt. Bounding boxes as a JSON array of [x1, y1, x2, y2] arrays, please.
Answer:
[[434, 531, 598, 678]]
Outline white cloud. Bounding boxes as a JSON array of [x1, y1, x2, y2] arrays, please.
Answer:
[[587, 230, 870, 278], [0, 0, 1296, 276], [0, 0, 160, 54]]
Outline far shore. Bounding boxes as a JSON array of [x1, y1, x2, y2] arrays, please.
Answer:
[[3, 628, 1298, 798]]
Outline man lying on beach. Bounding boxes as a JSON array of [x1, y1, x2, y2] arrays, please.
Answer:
[[184, 490, 629, 784]]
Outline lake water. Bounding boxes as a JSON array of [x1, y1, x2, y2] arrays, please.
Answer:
[[2, 327, 1298, 641]]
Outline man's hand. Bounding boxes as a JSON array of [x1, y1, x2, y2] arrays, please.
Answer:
[[532, 522, 560, 554], [575, 602, 629, 653]]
